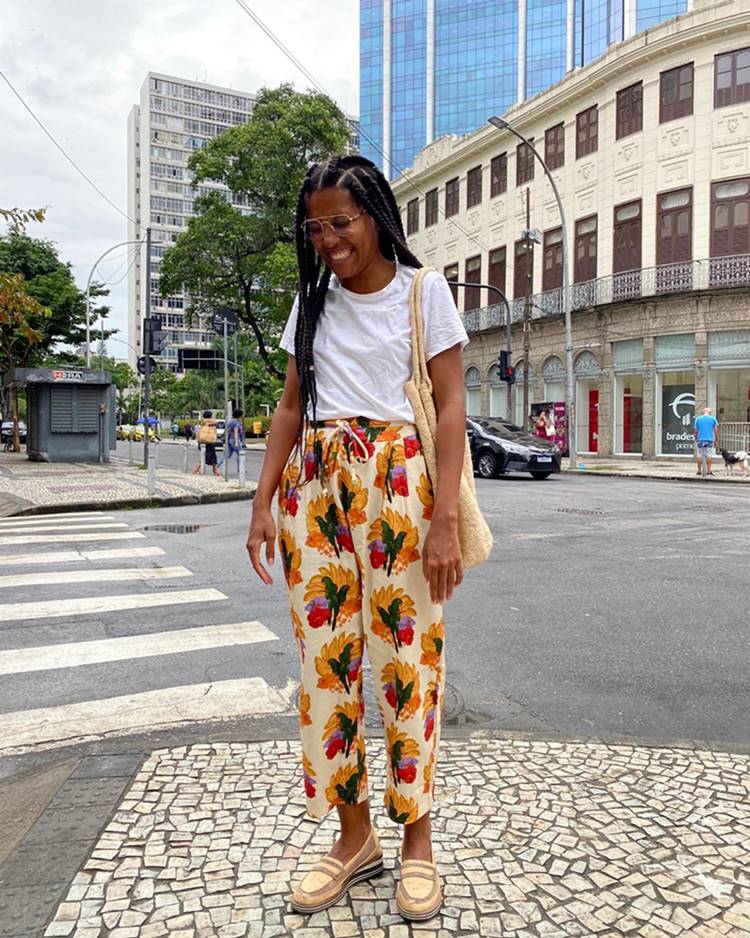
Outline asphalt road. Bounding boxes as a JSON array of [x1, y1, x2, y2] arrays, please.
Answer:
[[114, 438, 266, 478], [1, 470, 748, 761]]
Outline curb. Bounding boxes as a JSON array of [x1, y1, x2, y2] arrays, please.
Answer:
[[561, 467, 744, 484], [0, 487, 256, 519]]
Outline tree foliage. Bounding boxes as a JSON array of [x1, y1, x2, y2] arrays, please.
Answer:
[[159, 84, 350, 381], [1, 207, 46, 234]]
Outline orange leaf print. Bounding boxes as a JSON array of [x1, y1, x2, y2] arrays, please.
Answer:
[[325, 748, 367, 806], [385, 789, 419, 824], [387, 724, 420, 787], [291, 608, 305, 662], [420, 620, 444, 671], [279, 529, 303, 587], [423, 750, 435, 795], [371, 584, 418, 649], [304, 563, 361, 630], [322, 701, 361, 759], [367, 508, 420, 576], [315, 632, 364, 694], [305, 494, 345, 558], [303, 752, 316, 799], [380, 659, 421, 721], [417, 473, 434, 520], [374, 443, 409, 501], [299, 687, 312, 726], [337, 468, 368, 527]]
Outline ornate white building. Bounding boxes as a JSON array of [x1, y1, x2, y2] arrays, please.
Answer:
[[394, 0, 750, 458]]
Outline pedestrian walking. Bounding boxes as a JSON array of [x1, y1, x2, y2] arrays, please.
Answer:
[[246, 155, 472, 922], [171, 422, 179, 441], [217, 408, 244, 473], [193, 410, 221, 476], [694, 405, 719, 477]]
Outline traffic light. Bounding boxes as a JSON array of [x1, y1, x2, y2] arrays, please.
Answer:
[[144, 316, 168, 355], [497, 350, 515, 385]]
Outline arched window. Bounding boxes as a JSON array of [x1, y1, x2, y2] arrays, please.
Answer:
[[488, 363, 508, 418], [465, 366, 482, 416], [543, 355, 565, 402], [512, 360, 535, 427], [575, 350, 600, 376]]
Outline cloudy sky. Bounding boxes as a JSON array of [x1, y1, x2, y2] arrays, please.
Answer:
[[1, 0, 358, 358]]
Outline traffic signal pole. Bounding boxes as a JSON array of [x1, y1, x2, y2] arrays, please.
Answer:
[[223, 316, 230, 482], [143, 227, 151, 473]]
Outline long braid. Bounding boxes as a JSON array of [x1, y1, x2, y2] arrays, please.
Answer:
[[291, 154, 422, 478]]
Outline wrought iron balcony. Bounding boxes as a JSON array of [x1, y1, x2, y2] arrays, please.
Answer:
[[461, 254, 750, 334]]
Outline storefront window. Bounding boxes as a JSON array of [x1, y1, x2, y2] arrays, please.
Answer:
[[465, 366, 482, 416], [543, 355, 565, 403], [489, 367, 509, 418], [658, 369, 695, 455], [615, 374, 643, 453], [713, 367, 750, 424]]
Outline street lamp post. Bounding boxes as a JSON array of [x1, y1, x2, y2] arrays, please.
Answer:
[[488, 116, 576, 467], [85, 238, 144, 368]]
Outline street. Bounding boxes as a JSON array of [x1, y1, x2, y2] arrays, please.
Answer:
[[1, 471, 748, 758], [114, 438, 267, 479]]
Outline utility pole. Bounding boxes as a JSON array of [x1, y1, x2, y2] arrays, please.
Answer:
[[223, 316, 230, 482], [143, 227, 151, 472], [523, 188, 532, 431], [233, 333, 240, 406]]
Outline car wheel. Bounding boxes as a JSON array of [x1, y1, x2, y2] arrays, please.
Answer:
[[477, 451, 500, 479], [530, 471, 553, 480]]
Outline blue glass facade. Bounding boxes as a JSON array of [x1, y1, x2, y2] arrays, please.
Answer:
[[360, 0, 384, 168], [434, 0, 518, 139], [359, 0, 691, 177], [636, 0, 688, 32], [526, 0, 567, 98]]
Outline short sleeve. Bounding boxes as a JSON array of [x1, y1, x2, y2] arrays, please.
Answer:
[[421, 271, 469, 361], [279, 295, 299, 356]]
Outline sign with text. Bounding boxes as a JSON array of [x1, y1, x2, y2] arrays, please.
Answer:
[[661, 384, 695, 454]]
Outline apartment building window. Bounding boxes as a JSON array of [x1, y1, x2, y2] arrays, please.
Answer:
[[613, 200, 642, 299], [616, 82, 643, 139], [425, 188, 438, 226], [710, 177, 750, 286], [444, 263, 459, 305], [465, 255, 482, 311], [656, 187, 693, 291], [576, 106, 598, 158], [516, 139, 535, 186], [490, 154, 507, 196], [545, 123, 565, 171], [513, 239, 534, 299], [445, 178, 459, 217], [715, 47, 750, 108], [488, 247, 506, 295], [467, 166, 483, 208], [574, 215, 598, 283], [407, 198, 419, 236], [660, 63, 694, 123], [542, 228, 563, 292]]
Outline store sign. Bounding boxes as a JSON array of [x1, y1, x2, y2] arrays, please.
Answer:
[[661, 385, 695, 454], [51, 370, 85, 382]]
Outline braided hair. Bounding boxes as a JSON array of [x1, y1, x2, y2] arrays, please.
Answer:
[[291, 154, 422, 470]]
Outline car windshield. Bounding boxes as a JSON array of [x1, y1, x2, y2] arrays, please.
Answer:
[[469, 417, 544, 447]]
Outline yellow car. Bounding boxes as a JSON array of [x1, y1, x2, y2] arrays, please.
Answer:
[[117, 424, 133, 440], [130, 425, 157, 442]]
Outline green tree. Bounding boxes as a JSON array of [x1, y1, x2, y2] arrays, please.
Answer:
[[0, 272, 50, 449], [159, 84, 350, 381], [1, 207, 46, 234]]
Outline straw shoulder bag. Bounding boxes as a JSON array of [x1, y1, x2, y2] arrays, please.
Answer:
[[404, 266, 493, 570]]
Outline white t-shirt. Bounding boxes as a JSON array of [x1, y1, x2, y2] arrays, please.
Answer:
[[279, 264, 469, 422]]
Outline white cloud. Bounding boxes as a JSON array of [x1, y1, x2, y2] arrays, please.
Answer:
[[0, 0, 358, 355]]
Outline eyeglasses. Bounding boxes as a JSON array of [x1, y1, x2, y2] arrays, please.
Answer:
[[301, 211, 365, 239]]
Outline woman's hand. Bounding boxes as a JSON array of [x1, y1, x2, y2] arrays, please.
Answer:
[[246, 502, 277, 585], [422, 511, 463, 605]]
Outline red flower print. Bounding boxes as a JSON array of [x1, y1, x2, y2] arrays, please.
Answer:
[[306, 597, 330, 629], [397, 762, 418, 784], [368, 539, 387, 569], [385, 682, 397, 710], [285, 489, 300, 516], [336, 526, 354, 554], [403, 435, 421, 458], [304, 776, 316, 798], [390, 465, 408, 497], [325, 733, 346, 760], [397, 616, 415, 646]]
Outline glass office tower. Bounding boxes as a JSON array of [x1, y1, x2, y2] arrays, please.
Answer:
[[360, 0, 689, 177]]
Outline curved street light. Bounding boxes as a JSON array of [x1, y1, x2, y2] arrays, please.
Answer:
[[85, 238, 145, 367], [488, 115, 576, 468]]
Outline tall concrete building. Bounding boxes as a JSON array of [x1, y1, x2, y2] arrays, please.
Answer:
[[127, 72, 255, 371], [360, 0, 691, 177]]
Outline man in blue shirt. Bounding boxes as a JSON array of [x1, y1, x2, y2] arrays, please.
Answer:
[[217, 408, 244, 473], [693, 406, 719, 477]]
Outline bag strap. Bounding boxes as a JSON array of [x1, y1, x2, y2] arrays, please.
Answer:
[[408, 266, 437, 384]]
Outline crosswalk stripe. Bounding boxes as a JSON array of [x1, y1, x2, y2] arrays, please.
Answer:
[[0, 588, 226, 622], [0, 522, 129, 534], [0, 677, 291, 754], [0, 531, 145, 547], [0, 512, 115, 524], [0, 565, 193, 590], [0, 621, 278, 675], [0, 546, 166, 567], [0, 515, 117, 528]]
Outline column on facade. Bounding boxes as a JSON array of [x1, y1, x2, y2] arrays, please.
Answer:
[[598, 342, 614, 456], [694, 330, 708, 409], [642, 335, 656, 458]]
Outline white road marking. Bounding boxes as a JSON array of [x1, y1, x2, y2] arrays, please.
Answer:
[[0, 621, 278, 674], [0, 515, 117, 527], [0, 565, 193, 590], [0, 522, 129, 534], [0, 546, 166, 567], [0, 588, 225, 622], [0, 677, 290, 754], [0, 531, 146, 546], [0, 512, 115, 524]]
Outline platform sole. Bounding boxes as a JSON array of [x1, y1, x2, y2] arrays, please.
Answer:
[[290, 857, 384, 914]]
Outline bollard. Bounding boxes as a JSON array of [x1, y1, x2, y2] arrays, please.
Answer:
[[128, 436, 133, 465], [183, 440, 189, 473], [238, 446, 246, 488], [147, 449, 156, 495], [199, 446, 206, 476], [154, 440, 159, 469]]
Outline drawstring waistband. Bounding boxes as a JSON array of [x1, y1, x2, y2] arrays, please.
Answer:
[[330, 418, 369, 461]]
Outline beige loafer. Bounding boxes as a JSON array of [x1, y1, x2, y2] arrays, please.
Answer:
[[290, 828, 383, 914], [396, 850, 443, 921]]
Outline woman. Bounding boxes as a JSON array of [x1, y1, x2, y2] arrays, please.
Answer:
[[192, 410, 220, 477], [246, 155, 468, 921]]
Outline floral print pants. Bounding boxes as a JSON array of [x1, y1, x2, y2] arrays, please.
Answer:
[[278, 417, 446, 824]]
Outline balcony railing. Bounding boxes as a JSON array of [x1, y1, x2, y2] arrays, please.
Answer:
[[462, 254, 750, 333]]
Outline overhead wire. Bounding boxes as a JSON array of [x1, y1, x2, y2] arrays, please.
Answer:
[[229, 0, 491, 254], [0, 68, 141, 230]]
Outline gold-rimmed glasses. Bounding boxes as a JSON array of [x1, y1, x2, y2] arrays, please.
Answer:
[[301, 211, 365, 240]]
